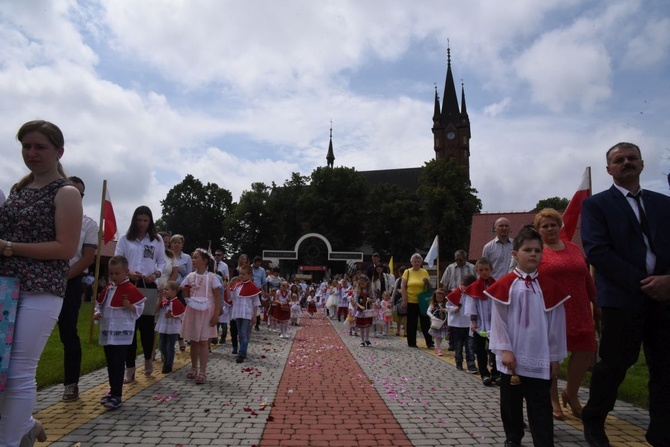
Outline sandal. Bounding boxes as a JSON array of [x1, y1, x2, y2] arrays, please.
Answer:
[[144, 359, 153, 377], [123, 367, 136, 384], [195, 373, 207, 384], [186, 368, 198, 380]]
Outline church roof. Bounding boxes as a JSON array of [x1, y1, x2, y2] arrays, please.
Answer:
[[358, 167, 423, 192]]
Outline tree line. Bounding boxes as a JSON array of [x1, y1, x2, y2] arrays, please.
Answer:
[[157, 158, 482, 265]]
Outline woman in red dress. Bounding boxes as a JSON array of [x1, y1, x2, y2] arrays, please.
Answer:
[[535, 208, 599, 420]]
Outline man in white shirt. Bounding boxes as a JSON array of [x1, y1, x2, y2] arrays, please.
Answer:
[[214, 249, 229, 279], [481, 217, 513, 280], [440, 249, 476, 292]]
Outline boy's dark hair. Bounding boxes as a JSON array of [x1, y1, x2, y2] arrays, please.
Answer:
[[109, 255, 129, 269], [513, 225, 543, 251], [475, 257, 492, 268], [252, 256, 262, 263], [461, 274, 477, 287]]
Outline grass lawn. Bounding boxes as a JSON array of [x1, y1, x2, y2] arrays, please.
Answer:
[[36, 302, 145, 389]]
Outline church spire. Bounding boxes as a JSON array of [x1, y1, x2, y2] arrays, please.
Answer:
[[433, 85, 441, 125], [441, 45, 460, 128], [326, 121, 335, 168]]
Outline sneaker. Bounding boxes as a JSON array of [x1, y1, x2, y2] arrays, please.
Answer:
[[493, 375, 502, 386], [103, 396, 122, 410], [236, 355, 244, 363], [161, 366, 172, 374], [232, 349, 238, 355], [365, 340, 371, 346], [360, 342, 366, 347], [456, 364, 463, 371], [482, 376, 493, 387], [211, 338, 218, 344], [467, 367, 479, 374], [436, 350, 443, 356], [62, 383, 79, 402]]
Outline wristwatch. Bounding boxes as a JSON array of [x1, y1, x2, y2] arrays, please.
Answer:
[[2, 241, 13, 257]]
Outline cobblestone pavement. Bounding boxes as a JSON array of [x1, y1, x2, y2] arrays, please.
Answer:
[[33, 310, 651, 446]]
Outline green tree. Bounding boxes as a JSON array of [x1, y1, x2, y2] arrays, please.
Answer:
[[160, 174, 234, 252], [418, 159, 482, 262], [533, 196, 569, 211], [298, 166, 368, 250], [227, 182, 272, 257], [264, 172, 310, 249], [364, 183, 424, 263]]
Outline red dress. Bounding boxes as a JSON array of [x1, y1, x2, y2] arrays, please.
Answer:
[[538, 241, 597, 351]]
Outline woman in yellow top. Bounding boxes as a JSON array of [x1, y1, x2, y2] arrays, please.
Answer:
[[401, 253, 434, 349]]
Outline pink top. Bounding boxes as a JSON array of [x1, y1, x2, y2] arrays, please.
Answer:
[[538, 241, 596, 350]]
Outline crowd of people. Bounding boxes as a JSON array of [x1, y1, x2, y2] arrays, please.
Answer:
[[0, 120, 667, 447]]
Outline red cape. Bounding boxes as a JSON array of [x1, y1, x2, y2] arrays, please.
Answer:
[[464, 277, 496, 300], [231, 280, 261, 298], [163, 297, 186, 317], [484, 270, 570, 311], [447, 287, 463, 306], [96, 280, 146, 308]]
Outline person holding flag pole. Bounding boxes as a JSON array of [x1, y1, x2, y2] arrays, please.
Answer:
[[88, 180, 118, 345]]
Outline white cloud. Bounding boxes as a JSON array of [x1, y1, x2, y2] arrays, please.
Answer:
[[484, 98, 511, 117], [1, 0, 669, 232], [624, 17, 670, 69]]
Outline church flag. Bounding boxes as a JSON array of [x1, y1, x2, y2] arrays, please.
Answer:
[[560, 167, 591, 242], [425, 235, 439, 268]]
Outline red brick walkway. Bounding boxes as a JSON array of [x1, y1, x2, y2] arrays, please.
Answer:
[[260, 312, 412, 446]]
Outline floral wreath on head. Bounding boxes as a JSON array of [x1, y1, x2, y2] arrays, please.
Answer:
[[194, 248, 210, 257]]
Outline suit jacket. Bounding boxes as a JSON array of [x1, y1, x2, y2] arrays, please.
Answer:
[[581, 185, 670, 309]]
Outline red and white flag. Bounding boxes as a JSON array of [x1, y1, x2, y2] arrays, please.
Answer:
[[103, 187, 117, 244], [560, 167, 591, 242]]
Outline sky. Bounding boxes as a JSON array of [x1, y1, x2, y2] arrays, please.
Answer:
[[1, 0, 669, 234]]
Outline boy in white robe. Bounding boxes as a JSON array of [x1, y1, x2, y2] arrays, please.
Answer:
[[487, 227, 569, 447]]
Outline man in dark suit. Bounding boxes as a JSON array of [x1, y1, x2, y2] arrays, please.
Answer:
[[581, 142, 670, 447]]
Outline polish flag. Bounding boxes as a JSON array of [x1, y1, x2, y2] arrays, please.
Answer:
[[560, 167, 591, 242], [103, 187, 117, 244]]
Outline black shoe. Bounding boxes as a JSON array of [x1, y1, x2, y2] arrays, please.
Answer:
[[504, 441, 521, 447], [493, 375, 502, 386], [583, 423, 611, 447], [467, 367, 479, 374], [211, 338, 218, 344], [161, 366, 172, 374], [360, 342, 366, 347], [482, 376, 493, 386], [447, 346, 455, 351], [365, 340, 371, 346], [232, 349, 238, 355], [456, 364, 463, 371], [236, 355, 245, 363]]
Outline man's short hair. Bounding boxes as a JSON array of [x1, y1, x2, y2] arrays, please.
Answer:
[[68, 176, 85, 191], [372, 252, 380, 258], [454, 249, 467, 259], [606, 142, 641, 164], [252, 256, 262, 263]]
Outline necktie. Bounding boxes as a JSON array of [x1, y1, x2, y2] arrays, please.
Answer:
[[628, 192, 655, 254]]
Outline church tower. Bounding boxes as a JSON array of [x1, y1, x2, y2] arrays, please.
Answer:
[[432, 47, 471, 176]]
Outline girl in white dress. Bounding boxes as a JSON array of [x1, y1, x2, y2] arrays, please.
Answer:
[[180, 249, 222, 384]]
